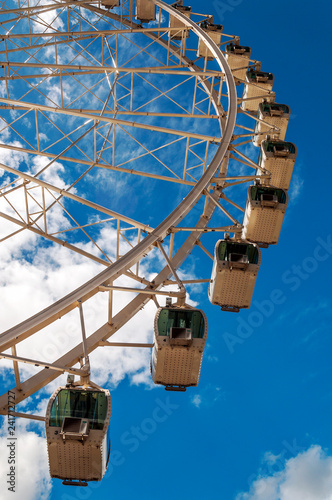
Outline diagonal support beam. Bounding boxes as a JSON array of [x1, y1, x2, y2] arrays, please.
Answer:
[[0, 162, 152, 232]]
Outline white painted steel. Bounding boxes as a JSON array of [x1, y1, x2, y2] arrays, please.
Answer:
[[0, 0, 237, 410], [0, 1, 237, 352]]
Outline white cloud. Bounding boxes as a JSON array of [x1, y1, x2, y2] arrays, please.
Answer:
[[289, 172, 304, 203], [30, 2, 65, 34], [191, 394, 202, 408], [0, 416, 52, 500], [236, 445, 332, 500]]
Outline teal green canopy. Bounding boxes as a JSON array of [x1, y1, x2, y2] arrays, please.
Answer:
[[49, 389, 108, 430], [260, 102, 290, 114], [157, 308, 205, 338], [247, 69, 273, 81], [226, 43, 250, 53], [250, 186, 286, 203], [263, 141, 296, 154], [201, 20, 223, 30], [217, 241, 259, 264]]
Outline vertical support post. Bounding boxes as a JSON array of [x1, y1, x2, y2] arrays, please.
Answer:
[[24, 181, 29, 225], [35, 109, 40, 152], [136, 228, 141, 276], [11, 345, 21, 391], [169, 231, 175, 259], [108, 283, 113, 325], [116, 219, 120, 260], [78, 300, 89, 369], [42, 187, 47, 234], [129, 0, 133, 22]]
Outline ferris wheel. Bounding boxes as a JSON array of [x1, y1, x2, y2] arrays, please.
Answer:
[[0, 0, 296, 486]]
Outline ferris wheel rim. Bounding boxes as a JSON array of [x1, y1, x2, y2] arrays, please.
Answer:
[[0, 0, 237, 354]]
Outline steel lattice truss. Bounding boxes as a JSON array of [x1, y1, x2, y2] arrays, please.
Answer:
[[0, 0, 276, 418]]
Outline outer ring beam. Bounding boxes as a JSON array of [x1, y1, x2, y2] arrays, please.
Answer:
[[0, 2, 237, 356]]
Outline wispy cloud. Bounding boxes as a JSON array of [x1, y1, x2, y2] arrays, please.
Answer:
[[289, 172, 304, 203], [236, 445, 332, 500], [191, 394, 202, 408]]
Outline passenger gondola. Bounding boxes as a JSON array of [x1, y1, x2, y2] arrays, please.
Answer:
[[258, 140, 297, 190], [136, 0, 156, 23], [241, 69, 275, 112], [45, 386, 112, 486], [225, 43, 251, 82], [101, 0, 119, 7], [151, 305, 208, 391], [208, 239, 261, 312], [253, 102, 291, 146], [197, 21, 223, 60], [169, 2, 192, 40], [242, 185, 288, 246]]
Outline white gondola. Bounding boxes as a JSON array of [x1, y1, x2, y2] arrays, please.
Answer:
[[197, 21, 223, 60], [101, 0, 119, 7], [169, 2, 192, 40], [45, 386, 112, 486], [136, 0, 156, 23], [242, 185, 288, 246], [253, 103, 291, 147], [241, 69, 275, 112], [151, 306, 208, 391], [258, 140, 297, 190], [208, 239, 261, 312], [225, 43, 251, 83]]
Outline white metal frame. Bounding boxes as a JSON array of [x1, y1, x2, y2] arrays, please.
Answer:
[[0, 0, 287, 416]]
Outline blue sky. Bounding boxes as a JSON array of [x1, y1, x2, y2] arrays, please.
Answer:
[[0, 0, 332, 499]]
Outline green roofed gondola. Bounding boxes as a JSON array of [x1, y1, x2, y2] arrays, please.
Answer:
[[169, 2, 192, 40], [151, 306, 208, 391], [45, 386, 112, 486], [253, 103, 291, 146], [208, 239, 261, 312], [225, 43, 251, 82], [242, 185, 288, 246], [241, 69, 275, 112], [258, 139, 297, 190], [197, 20, 223, 60], [136, 0, 156, 22]]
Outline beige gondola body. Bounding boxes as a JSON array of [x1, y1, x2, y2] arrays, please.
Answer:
[[151, 306, 208, 390], [225, 43, 251, 82], [45, 387, 112, 485], [136, 0, 156, 22], [169, 3, 192, 40], [242, 185, 288, 245], [253, 103, 291, 146], [258, 140, 297, 190], [208, 239, 261, 312], [241, 70, 275, 112], [197, 21, 223, 60]]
